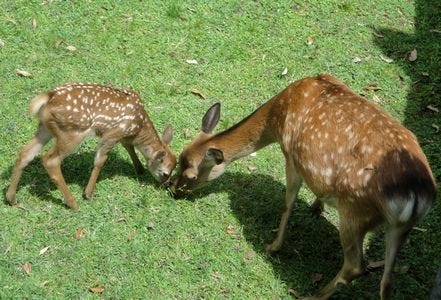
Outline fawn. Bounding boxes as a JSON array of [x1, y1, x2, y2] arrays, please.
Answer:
[[171, 74, 436, 299], [6, 83, 176, 211]]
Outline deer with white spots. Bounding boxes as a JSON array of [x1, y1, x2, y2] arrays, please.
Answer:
[[171, 74, 436, 299], [6, 83, 176, 211]]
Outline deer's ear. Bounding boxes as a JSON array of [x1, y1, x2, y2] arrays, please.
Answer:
[[201, 103, 221, 134], [162, 124, 173, 145], [205, 148, 224, 165]]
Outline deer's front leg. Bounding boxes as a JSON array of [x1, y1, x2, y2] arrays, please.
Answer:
[[83, 136, 119, 200], [266, 158, 302, 253], [121, 142, 145, 175]]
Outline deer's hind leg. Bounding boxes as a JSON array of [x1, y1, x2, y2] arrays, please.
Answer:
[[307, 201, 372, 300], [6, 123, 52, 205], [380, 224, 412, 300], [42, 129, 87, 211]]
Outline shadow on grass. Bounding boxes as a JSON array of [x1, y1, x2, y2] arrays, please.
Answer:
[[185, 169, 439, 299], [2, 150, 156, 208], [371, 1, 441, 298]]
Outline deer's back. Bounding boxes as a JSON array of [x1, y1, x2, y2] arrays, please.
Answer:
[[42, 83, 148, 136], [273, 75, 435, 221]]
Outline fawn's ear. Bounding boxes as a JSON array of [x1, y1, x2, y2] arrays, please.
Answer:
[[162, 124, 173, 145], [205, 148, 224, 165], [201, 103, 221, 134]]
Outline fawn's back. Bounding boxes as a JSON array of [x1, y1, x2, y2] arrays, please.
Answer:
[[36, 83, 150, 136]]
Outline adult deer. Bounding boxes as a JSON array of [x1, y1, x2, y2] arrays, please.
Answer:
[[171, 74, 436, 299], [7, 83, 176, 211]]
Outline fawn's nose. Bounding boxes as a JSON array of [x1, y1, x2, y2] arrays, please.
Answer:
[[162, 171, 170, 179]]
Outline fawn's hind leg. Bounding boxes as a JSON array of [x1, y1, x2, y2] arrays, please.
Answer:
[[6, 123, 52, 205], [42, 129, 86, 211]]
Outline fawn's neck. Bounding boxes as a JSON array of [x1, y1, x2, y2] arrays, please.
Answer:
[[133, 123, 163, 161], [210, 100, 277, 162]]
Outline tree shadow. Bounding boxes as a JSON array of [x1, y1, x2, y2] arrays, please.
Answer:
[[182, 165, 440, 298], [362, 1, 441, 298], [183, 172, 346, 297], [373, 1, 440, 179], [2, 150, 156, 209]]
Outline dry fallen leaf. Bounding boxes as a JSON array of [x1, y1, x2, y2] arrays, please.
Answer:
[[372, 94, 382, 103], [367, 260, 385, 270], [190, 88, 206, 99], [244, 250, 255, 261], [353, 57, 363, 63], [40, 280, 49, 288], [16, 69, 32, 77], [363, 85, 382, 91], [421, 72, 429, 77], [55, 39, 63, 47], [250, 152, 257, 157], [39, 246, 50, 255], [408, 49, 417, 62], [430, 29, 441, 34], [147, 221, 154, 230], [281, 67, 288, 76], [247, 165, 257, 172], [4, 244, 12, 254], [183, 128, 190, 138], [412, 226, 427, 232], [432, 124, 440, 133], [186, 59, 198, 65], [32, 18, 37, 29], [373, 31, 384, 38], [380, 55, 393, 63], [211, 271, 221, 279], [395, 264, 409, 273], [287, 288, 301, 298], [89, 285, 104, 293], [427, 105, 439, 113], [225, 225, 241, 238], [312, 273, 323, 284], [66, 45, 77, 51], [306, 36, 314, 46], [0, 38, 5, 47], [23, 262, 32, 275], [128, 229, 137, 240], [74, 228, 84, 239]]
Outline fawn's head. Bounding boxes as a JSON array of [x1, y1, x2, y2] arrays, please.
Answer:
[[171, 103, 226, 197], [148, 124, 177, 184]]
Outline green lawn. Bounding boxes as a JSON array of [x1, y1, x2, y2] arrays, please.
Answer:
[[1, 1, 440, 299]]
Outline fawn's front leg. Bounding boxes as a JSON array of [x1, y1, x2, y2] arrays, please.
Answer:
[[83, 133, 120, 200], [121, 141, 145, 175]]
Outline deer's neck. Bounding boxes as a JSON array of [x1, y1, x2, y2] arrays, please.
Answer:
[[210, 100, 277, 162], [133, 124, 163, 161]]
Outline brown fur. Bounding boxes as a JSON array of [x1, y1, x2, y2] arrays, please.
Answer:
[[172, 74, 436, 299], [7, 83, 176, 210]]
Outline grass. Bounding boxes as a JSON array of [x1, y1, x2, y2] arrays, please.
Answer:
[[0, 0, 440, 299]]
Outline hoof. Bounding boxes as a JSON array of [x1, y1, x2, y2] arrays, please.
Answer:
[[82, 190, 93, 201], [6, 192, 17, 206], [265, 243, 281, 254]]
